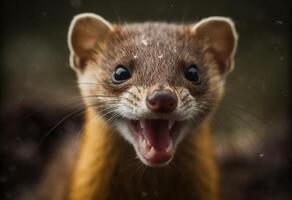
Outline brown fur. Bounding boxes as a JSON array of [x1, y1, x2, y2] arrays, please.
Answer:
[[30, 14, 237, 200], [65, 15, 237, 200], [68, 109, 218, 200], [26, 110, 218, 200]]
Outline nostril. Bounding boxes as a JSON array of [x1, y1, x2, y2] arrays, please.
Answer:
[[148, 100, 159, 108], [146, 90, 178, 113]]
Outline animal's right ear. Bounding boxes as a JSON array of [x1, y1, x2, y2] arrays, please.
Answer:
[[68, 13, 113, 70]]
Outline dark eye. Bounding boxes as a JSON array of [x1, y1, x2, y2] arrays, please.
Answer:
[[112, 64, 131, 84], [184, 64, 201, 84]]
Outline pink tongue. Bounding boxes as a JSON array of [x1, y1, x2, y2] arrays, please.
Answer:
[[142, 119, 170, 150]]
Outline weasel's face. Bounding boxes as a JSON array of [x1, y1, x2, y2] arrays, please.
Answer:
[[68, 14, 237, 167]]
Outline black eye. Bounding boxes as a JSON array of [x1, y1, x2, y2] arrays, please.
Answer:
[[184, 64, 201, 84], [112, 64, 131, 84]]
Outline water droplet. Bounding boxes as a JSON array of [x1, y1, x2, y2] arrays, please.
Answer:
[[0, 175, 7, 183], [273, 45, 279, 50], [158, 54, 163, 59], [5, 192, 12, 198], [141, 39, 148, 46], [9, 165, 16, 172], [70, 0, 82, 9], [259, 153, 264, 157], [141, 192, 147, 196]]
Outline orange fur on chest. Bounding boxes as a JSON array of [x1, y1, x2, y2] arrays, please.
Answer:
[[67, 108, 219, 200]]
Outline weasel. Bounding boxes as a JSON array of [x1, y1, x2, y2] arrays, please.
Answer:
[[66, 13, 238, 200]]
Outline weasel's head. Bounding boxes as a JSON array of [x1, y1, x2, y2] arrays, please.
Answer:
[[68, 13, 238, 167]]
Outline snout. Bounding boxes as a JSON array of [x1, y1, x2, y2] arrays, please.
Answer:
[[146, 90, 178, 113], [117, 86, 193, 166]]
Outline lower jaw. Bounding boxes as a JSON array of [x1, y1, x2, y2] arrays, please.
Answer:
[[138, 139, 174, 167], [139, 154, 173, 167]]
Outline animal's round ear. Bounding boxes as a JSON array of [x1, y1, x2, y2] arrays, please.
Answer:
[[191, 17, 238, 74], [68, 13, 113, 70]]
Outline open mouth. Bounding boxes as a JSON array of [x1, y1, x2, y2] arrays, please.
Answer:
[[126, 119, 180, 166]]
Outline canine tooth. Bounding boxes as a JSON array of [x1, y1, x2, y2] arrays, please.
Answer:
[[166, 142, 173, 154], [142, 138, 147, 149], [168, 120, 175, 130], [142, 138, 151, 152], [148, 147, 156, 157], [140, 119, 145, 129], [145, 138, 151, 146]]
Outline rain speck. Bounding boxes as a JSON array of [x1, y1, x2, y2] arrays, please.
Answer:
[[259, 153, 264, 158], [141, 192, 147, 197], [158, 54, 163, 59], [70, 0, 82, 9], [0, 175, 7, 183], [133, 54, 138, 59], [141, 39, 148, 46]]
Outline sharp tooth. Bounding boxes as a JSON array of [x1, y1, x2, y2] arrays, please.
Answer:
[[142, 138, 147, 149], [147, 147, 156, 158], [141, 137, 151, 152], [145, 138, 151, 146], [140, 119, 145, 129], [166, 141, 174, 154], [168, 120, 175, 130]]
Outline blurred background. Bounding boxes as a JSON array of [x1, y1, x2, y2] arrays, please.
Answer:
[[0, 0, 291, 199]]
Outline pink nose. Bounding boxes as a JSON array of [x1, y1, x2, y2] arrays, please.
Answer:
[[146, 90, 178, 113]]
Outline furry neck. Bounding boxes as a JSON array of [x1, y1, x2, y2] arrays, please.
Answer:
[[67, 108, 219, 200]]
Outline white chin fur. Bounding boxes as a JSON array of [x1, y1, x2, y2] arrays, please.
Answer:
[[112, 86, 198, 165], [115, 121, 135, 145]]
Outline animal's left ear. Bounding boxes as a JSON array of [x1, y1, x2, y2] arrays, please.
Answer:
[[192, 17, 238, 74]]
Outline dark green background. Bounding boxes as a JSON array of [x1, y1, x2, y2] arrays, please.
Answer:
[[1, 0, 290, 114], [0, 0, 291, 199]]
